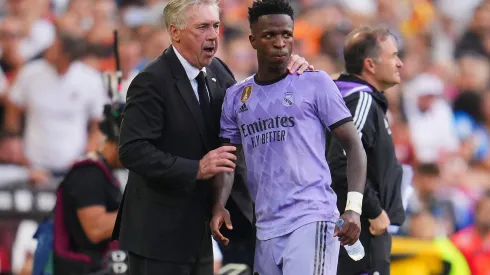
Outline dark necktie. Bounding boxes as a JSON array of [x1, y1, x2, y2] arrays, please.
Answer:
[[195, 71, 214, 141], [196, 71, 210, 111]]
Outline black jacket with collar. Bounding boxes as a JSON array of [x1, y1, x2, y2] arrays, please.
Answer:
[[327, 74, 405, 226]]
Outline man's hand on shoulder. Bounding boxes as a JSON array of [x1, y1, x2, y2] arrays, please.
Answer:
[[368, 209, 390, 236], [210, 204, 232, 245], [197, 146, 237, 180], [287, 54, 314, 75], [335, 210, 361, 246]]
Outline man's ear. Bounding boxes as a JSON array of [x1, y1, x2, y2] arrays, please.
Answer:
[[364, 58, 376, 74], [249, 34, 257, 50], [169, 24, 181, 43]]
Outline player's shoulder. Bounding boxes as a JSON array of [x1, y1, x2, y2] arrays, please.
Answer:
[[225, 74, 255, 98], [297, 69, 332, 81]]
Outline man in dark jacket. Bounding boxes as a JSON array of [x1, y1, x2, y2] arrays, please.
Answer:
[[327, 26, 406, 275]]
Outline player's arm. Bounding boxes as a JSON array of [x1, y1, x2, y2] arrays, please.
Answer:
[[330, 122, 366, 194], [212, 142, 242, 209], [316, 72, 366, 245], [211, 88, 242, 245]]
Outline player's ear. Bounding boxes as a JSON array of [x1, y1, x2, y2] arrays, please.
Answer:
[[249, 34, 257, 50]]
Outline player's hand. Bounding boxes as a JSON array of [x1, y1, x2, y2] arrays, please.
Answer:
[[210, 205, 233, 245], [287, 54, 314, 75], [197, 146, 237, 180], [334, 210, 361, 246], [368, 210, 390, 236]]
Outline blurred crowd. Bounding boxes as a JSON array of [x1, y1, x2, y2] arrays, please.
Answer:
[[0, 0, 489, 274]]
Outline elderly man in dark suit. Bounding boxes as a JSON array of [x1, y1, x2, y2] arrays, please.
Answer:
[[111, 0, 312, 274]]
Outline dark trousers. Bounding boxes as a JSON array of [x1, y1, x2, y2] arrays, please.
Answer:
[[337, 221, 392, 275], [128, 252, 213, 275]]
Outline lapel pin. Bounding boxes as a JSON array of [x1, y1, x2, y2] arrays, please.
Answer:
[[211, 78, 217, 82]]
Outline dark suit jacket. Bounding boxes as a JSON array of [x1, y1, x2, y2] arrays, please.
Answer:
[[112, 46, 253, 263]]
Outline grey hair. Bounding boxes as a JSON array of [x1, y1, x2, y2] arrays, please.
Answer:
[[163, 0, 219, 32]]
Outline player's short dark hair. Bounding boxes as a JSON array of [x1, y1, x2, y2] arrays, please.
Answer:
[[248, 0, 294, 27], [343, 26, 394, 75]]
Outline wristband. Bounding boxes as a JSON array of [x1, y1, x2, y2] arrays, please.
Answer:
[[345, 191, 363, 215]]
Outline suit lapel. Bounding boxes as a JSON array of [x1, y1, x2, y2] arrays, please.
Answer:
[[165, 47, 210, 150]]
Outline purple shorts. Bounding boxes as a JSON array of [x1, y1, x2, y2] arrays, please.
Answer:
[[253, 221, 340, 275]]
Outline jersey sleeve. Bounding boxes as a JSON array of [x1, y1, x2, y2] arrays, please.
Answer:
[[64, 165, 108, 209], [315, 72, 353, 131], [219, 88, 242, 144], [345, 92, 377, 148]]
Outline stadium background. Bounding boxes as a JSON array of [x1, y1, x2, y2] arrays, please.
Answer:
[[0, 0, 489, 274]]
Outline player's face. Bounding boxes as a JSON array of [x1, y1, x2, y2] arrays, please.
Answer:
[[373, 37, 403, 89], [250, 14, 294, 69], [172, 4, 220, 68]]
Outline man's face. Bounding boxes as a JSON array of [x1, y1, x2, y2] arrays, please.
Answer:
[[372, 37, 403, 89], [249, 14, 294, 70], [173, 4, 220, 69]]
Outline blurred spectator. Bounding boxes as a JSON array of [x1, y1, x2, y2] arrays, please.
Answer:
[[451, 190, 490, 275], [0, 0, 56, 74], [1, 30, 106, 184], [403, 73, 460, 163]]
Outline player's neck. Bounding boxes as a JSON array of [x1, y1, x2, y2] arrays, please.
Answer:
[[255, 65, 288, 85]]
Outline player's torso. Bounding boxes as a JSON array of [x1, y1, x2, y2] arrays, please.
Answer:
[[232, 74, 339, 239], [235, 75, 324, 153]]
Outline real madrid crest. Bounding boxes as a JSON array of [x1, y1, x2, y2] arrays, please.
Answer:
[[241, 85, 252, 103], [283, 91, 294, 107]]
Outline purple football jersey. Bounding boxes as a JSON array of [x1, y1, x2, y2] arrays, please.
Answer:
[[220, 71, 352, 240]]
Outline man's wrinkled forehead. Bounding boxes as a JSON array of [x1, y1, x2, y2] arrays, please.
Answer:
[[185, 3, 220, 26]]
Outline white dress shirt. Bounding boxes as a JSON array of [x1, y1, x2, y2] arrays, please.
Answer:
[[173, 46, 209, 102]]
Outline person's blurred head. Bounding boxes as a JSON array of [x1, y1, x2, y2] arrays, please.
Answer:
[[471, 1, 490, 33], [6, 0, 29, 17], [343, 26, 403, 91], [56, 14, 86, 37], [409, 211, 437, 239], [44, 31, 87, 72], [453, 91, 485, 123], [248, 0, 295, 72], [164, 0, 220, 69], [0, 16, 25, 46], [225, 35, 256, 80], [410, 73, 444, 113], [414, 163, 441, 198], [93, 0, 118, 25], [83, 25, 114, 66], [456, 55, 490, 92], [118, 38, 142, 75], [475, 190, 490, 235], [143, 28, 170, 61]]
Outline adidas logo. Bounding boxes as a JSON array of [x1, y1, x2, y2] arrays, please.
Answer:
[[238, 103, 248, 113]]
